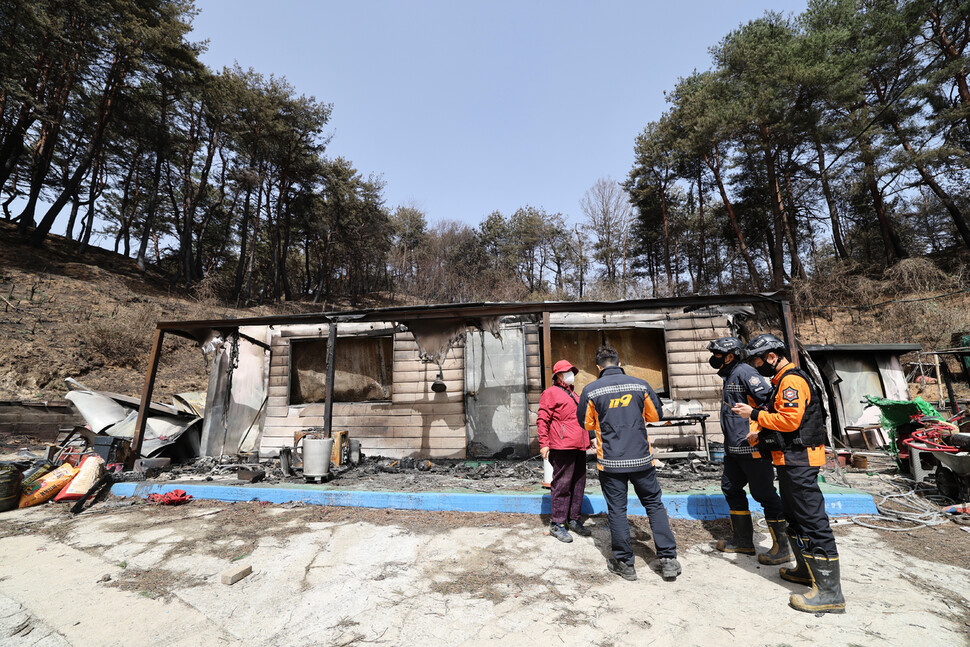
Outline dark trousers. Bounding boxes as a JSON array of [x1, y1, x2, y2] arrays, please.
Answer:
[[721, 453, 784, 518], [777, 464, 838, 555], [548, 448, 587, 524], [598, 468, 677, 563]]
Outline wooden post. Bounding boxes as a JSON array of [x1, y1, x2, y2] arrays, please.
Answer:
[[542, 311, 552, 389], [323, 321, 337, 439], [779, 298, 799, 368], [939, 358, 960, 416], [128, 328, 164, 469], [936, 355, 960, 415], [933, 354, 945, 408]]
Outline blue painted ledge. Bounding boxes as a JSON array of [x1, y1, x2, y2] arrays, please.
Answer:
[[111, 483, 877, 520]]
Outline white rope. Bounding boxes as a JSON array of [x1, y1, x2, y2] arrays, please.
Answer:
[[850, 476, 950, 531]]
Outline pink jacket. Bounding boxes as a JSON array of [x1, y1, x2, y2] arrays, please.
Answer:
[[537, 384, 590, 451]]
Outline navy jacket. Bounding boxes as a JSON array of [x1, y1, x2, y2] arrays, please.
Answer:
[[577, 366, 664, 473], [719, 361, 772, 451]]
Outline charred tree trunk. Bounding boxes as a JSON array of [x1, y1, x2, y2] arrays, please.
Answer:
[[858, 134, 907, 264], [813, 137, 848, 259], [760, 130, 787, 289], [232, 185, 254, 300], [28, 54, 127, 246], [705, 146, 762, 288]]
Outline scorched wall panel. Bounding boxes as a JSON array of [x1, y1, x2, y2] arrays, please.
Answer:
[[260, 327, 467, 459]]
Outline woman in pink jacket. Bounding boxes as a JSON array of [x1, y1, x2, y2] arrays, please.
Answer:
[[538, 359, 592, 543]]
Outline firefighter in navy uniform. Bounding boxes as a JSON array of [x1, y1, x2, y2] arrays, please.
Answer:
[[732, 334, 845, 614], [707, 337, 790, 565], [577, 345, 681, 583]]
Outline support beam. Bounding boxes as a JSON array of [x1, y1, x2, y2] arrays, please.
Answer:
[[323, 322, 337, 439], [933, 354, 946, 408], [128, 328, 165, 469], [542, 312, 552, 390], [939, 361, 960, 416], [236, 330, 270, 350]]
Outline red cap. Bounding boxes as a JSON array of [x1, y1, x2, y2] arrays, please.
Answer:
[[552, 359, 579, 375]]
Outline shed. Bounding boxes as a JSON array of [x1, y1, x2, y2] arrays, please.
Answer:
[[127, 293, 799, 463], [804, 343, 921, 447]]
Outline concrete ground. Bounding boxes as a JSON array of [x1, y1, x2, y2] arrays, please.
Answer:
[[1, 498, 968, 647]]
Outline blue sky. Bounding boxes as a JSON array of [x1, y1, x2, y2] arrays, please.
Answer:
[[190, 1, 809, 229]]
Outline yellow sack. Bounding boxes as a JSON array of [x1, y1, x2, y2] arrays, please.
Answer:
[[18, 463, 78, 508]]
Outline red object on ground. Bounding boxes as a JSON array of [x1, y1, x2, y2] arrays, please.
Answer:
[[147, 489, 193, 505]]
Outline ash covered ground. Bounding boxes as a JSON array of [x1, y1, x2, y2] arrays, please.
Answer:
[[155, 453, 724, 494]]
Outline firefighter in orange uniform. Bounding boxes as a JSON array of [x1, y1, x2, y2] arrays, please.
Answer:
[[706, 336, 789, 564], [731, 334, 845, 614]]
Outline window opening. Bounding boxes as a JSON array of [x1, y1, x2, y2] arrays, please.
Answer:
[[550, 328, 669, 397], [290, 336, 393, 404]]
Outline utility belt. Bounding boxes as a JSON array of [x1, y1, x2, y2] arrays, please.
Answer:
[[755, 429, 800, 453], [726, 444, 759, 456]]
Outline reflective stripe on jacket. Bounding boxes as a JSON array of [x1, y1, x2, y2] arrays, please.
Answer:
[[577, 366, 663, 473], [719, 361, 772, 452]]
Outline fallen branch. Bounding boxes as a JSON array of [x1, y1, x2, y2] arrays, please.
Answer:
[[1, 295, 21, 311]]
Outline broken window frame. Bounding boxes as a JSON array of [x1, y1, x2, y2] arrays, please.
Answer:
[[289, 333, 395, 405], [548, 324, 670, 398]]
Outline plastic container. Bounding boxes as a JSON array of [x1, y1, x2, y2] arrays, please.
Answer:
[[542, 457, 553, 488], [708, 441, 725, 464]]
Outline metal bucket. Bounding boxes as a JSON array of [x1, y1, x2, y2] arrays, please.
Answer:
[[303, 437, 334, 479]]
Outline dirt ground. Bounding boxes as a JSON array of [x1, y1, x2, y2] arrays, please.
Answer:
[[0, 220, 215, 400], [1, 496, 969, 647]]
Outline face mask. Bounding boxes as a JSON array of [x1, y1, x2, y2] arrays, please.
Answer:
[[562, 372, 575, 385], [708, 356, 724, 370], [756, 357, 777, 378]]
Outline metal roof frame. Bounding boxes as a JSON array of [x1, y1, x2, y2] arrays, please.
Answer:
[[804, 343, 923, 354], [153, 291, 790, 334]]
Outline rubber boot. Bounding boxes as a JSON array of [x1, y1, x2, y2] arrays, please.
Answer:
[[789, 552, 846, 614], [779, 531, 811, 585], [716, 511, 755, 554], [758, 519, 792, 565]]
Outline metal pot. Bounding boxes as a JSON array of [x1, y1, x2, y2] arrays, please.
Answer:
[[302, 436, 334, 480]]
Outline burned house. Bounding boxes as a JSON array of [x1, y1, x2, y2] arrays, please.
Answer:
[[129, 293, 803, 461]]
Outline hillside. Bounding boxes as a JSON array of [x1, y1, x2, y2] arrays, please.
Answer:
[[1, 219, 968, 404], [0, 221, 228, 401]]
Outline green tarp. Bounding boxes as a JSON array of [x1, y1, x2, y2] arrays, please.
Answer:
[[865, 395, 943, 469]]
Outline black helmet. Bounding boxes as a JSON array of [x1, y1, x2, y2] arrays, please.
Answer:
[[707, 337, 745, 356], [745, 333, 787, 359]]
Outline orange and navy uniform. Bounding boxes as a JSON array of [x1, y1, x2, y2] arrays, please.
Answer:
[[751, 364, 826, 467], [718, 361, 772, 458], [577, 366, 663, 473]]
